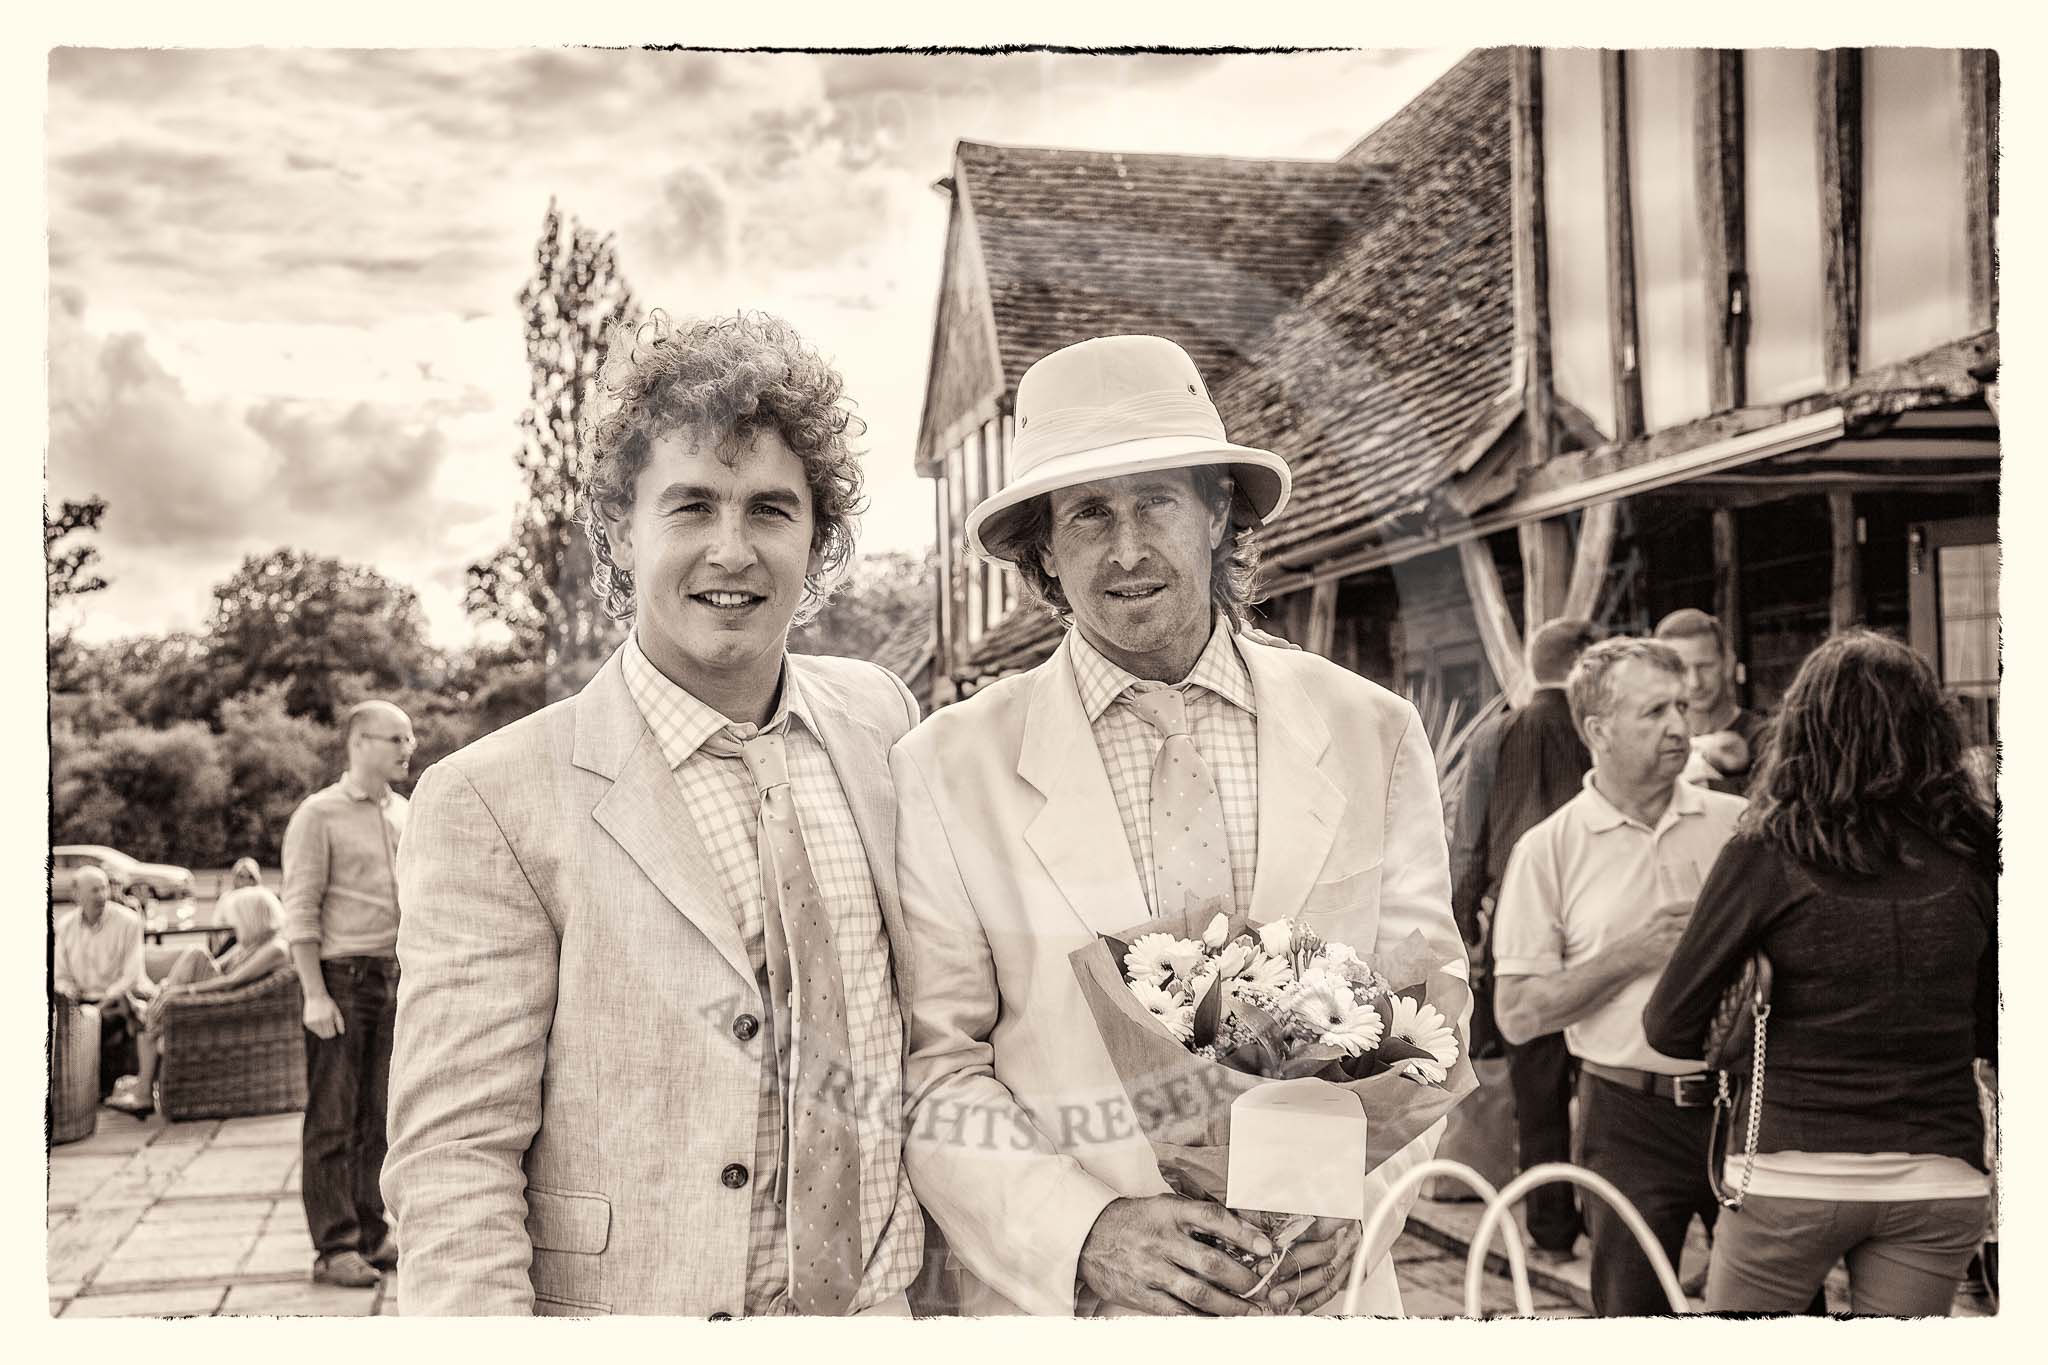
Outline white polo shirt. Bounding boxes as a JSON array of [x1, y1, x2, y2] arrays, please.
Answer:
[[1492, 771, 1746, 1073]]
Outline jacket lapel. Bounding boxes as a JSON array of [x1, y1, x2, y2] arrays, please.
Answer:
[[575, 650, 756, 987], [1018, 635, 1152, 936], [1241, 642, 1346, 926]]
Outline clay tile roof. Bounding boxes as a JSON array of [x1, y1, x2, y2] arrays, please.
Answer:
[[1214, 48, 1516, 567], [956, 141, 1387, 395], [869, 608, 936, 682]]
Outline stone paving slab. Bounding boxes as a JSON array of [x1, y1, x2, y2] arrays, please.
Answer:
[[212, 1113, 304, 1147], [162, 1145, 300, 1198], [60, 1286, 229, 1318], [219, 1280, 385, 1317], [48, 1205, 148, 1287], [141, 1196, 278, 1226], [48, 1155, 129, 1210], [81, 1142, 208, 1211]]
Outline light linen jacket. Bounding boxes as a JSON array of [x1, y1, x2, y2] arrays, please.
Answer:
[[893, 631, 1466, 1317], [384, 647, 922, 1316]]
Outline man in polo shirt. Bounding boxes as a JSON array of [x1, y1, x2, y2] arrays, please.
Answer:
[[1492, 638, 1745, 1315], [282, 698, 415, 1288]]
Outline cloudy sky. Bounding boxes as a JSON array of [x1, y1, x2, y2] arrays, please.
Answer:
[[46, 46, 1463, 648]]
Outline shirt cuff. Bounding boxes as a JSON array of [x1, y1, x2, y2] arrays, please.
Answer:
[[1493, 955, 1563, 978]]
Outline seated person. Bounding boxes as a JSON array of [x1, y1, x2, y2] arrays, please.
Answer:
[[107, 859, 289, 1115], [55, 865, 154, 1094]]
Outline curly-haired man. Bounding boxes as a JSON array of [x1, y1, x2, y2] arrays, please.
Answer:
[[384, 312, 929, 1316]]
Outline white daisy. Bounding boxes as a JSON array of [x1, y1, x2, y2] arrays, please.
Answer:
[[1282, 969, 1385, 1055], [1386, 995, 1460, 1070], [1124, 933, 1186, 986], [1239, 953, 1296, 996], [1131, 980, 1196, 1042]]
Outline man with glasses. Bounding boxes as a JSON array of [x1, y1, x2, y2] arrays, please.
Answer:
[[283, 698, 415, 1288]]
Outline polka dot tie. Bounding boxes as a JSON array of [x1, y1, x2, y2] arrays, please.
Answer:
[[712, 727, 863, 1316], [1122, 684, 1235, 932]]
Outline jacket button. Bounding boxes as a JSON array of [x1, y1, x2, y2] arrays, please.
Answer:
[[709, 1312, 733, 1321], [733, 1014, 759, 1042], [720, 1162, 749, 1190]]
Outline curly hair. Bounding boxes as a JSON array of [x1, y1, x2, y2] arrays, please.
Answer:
[[580, 310, 866, 627], [1742, 629, 1998, 875], [989, 465, 1265, 629]]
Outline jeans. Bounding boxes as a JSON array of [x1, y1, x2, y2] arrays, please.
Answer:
[[302, 956, 399, 1259], [1506, 1032, 1582, 1251], [1578, 1072, 1719, 1316], [1707, 1193, 1989, 1316]]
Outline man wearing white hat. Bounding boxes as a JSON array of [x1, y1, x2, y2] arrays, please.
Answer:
[[893, 335, 1466, 1317]]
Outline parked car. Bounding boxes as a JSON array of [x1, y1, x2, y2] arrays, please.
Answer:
[[51, 845, 196, 905]]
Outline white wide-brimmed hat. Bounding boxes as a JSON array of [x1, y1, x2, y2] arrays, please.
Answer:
[[965, 335, 1293, 569]]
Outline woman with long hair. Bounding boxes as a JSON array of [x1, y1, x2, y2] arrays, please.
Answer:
[[107, 858, 291, 1116], [1644, 629, 1996, 1315]]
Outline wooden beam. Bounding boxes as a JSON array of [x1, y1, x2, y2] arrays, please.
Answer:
[[1962, 49, 1999, 333], [1562, 500, 1619, 622], [1602, 51, 1646, 441], [1818, 49, 1864, 392], [1519, 518, 1571, 629], [1306, 578, 1339, 659], [1829, 490, 1862, 631], [1697, 51, 1748, 412], [1512, 47, 1556, 468], [1458, 538, 1529, 704], [1712, 508, 1743, 677]]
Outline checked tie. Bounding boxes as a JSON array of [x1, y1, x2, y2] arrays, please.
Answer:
[[706, 726, 864, 1315], [1122, 684, 1235, 929]]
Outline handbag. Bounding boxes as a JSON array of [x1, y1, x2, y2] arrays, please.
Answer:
[[1704, 950, 1772, 1210]]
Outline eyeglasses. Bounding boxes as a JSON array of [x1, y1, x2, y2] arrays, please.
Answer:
[[360, 734, 414, 746]]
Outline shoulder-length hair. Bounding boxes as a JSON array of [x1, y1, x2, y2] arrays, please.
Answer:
[[1743, 628, 1997, 875], [580, 310, 866, 628], [992, 465, 1265, 629]]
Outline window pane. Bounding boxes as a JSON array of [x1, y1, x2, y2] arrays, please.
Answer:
[[1744, 49, 1829, 403], [1628, 50, 1712, 431], [1862, 49, 1972, 368], [1544, 48, 1616, 440]]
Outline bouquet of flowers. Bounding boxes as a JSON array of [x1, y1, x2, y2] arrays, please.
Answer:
[[1068, 904, 1475, 1293]]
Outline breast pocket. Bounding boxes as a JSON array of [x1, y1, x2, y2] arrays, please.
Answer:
[[1297, 862, 1383, 942], [526, 1185, 612, 1315]]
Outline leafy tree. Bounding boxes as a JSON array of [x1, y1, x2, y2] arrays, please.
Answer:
[[216, 686, 332, 864], [467, 200, 639, 697], [45, 495, 110, 607], [52, 721, 232, 867], [205, 548, 435, 724], [790, 549, 937, 662]]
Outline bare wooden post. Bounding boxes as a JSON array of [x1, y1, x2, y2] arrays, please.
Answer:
[[1818, 49, 1864, 392], [1459, 539, 1529, 703], [1712, 508, 1744, 675], [1306, 578, 1339, 659], [1519, 518, 1572, 629], [1962, 49, 1999, 333], [1513, 47, 1556, 467], [1697, 50, 1748, 412], [1562, 500, 1620, 622], [1602, 50, 1646, 441], [1829, 491, 1862, 631]]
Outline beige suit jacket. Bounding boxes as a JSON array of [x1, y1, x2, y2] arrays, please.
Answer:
[[384, 646, 921, 1316], [893, 631, 1466, 1316]]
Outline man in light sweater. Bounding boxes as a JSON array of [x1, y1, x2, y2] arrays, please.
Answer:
[[282, 699, 415, 1288]]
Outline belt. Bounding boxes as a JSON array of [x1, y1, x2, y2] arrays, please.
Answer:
[[1582, 1060, 1716, 1108]]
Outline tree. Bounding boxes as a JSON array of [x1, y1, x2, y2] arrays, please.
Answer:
[[789, 549, 937, 662], [205, 548, 436, 724], [216, 686, 333, 864], [52, 721, 232, 867], [45, 494, 110, 607], [467, 200, 640, 698], [46, 495, 110, 685]]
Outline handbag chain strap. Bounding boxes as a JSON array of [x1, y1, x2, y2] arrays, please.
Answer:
[[1720, 999, 1771, 1210]]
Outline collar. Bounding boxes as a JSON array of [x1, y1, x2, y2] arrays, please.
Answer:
[[340, 773, 392, 805], [1578, 768, 1706, 833], [622, 631, 813, 771], [1069, 613, 1257, 724]]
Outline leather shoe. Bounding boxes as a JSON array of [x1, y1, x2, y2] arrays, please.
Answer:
[[313, 1250, 382, 1288], [365, 1233, 399, 1272]]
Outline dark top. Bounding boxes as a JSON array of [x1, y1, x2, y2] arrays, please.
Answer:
[[1702, 706, 1772, 797], [1643, 827, 1996, 1169], [1452, 688, 1592, 935], [1448, 708, 1513, 947]]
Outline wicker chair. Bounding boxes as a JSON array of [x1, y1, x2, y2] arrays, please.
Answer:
[[154, 966, 308, 1121], [49, 997, 100, 1145]]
